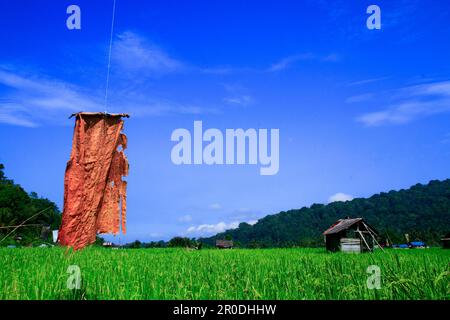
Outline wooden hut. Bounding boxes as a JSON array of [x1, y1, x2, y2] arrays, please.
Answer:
[[216, 240, 233, 249], [441, 233, 450, 249], [323, 218, 380, 253]]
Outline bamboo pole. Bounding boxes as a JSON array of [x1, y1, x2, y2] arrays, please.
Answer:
[[0, 224, 43, 229], [362, 221, 384, 252], [0, 206, 53, 244]]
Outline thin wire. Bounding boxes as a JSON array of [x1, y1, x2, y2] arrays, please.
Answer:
[[0, 224, 43, 229], [104, 0, 117, 113], [0, 206, 53, 244]]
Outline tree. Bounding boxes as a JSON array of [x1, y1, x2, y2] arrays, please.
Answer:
[[168, 236, 193, 248], [0, 164, 5, 181], [95, 236, 105, 246], [0, 164, 62, 246], [129, 240, 141, 249]]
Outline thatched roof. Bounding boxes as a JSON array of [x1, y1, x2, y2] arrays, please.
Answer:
[[323, 218, 363, 235], [216, 240, 233, 247]]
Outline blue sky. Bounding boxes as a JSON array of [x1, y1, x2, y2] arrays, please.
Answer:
[[0, 0, 450, 242]]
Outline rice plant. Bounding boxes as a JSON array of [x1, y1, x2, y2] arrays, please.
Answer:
[[0, 247, 448, 300]]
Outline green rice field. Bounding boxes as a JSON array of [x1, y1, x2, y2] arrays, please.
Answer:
[[0, 247, 448, 300]]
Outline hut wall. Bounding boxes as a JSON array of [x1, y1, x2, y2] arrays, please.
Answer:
[[340, 238, 362, 253]]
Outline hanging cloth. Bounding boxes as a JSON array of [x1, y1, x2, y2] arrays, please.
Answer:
[[58, 112, 129, 250]]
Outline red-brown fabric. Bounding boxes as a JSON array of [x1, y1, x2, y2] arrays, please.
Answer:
[[58, 113, 128, 250]]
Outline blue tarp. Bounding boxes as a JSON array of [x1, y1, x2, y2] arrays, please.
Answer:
[[392, 242, 426, 248]]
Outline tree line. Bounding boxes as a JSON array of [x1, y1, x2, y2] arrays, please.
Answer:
[[2, 163, 449, 248], [0, 164, 61, 246]]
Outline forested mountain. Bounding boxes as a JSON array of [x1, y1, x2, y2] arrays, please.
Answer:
[[201, 179, 450, 247], [0, 164, 61, 246]]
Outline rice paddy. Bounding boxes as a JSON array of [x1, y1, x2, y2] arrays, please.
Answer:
[[0, 247, 448, 300]]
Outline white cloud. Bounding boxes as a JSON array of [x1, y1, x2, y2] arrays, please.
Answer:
[[409, 81, 450, 96], [0, 104, 38, 127], [347, 76, 389, 86], [345, 93, 373, 103], [328, 192, 353, 203], [0, 67, 216, 127], [358, 100, 450, 127], [268, 53, 339, 72], [201, 67, 234, 75], [0, 70, 100, 111], [268, 53, 314, 72], [322, 53, 340, 62], [177, 214, 193, 223], [116, 95, 217, 118], [357, 80, 450, 127], [186, 217, 260, 236], [222, 84, 254, 107], [208, 203, 222, 210], [223, 95, 253, 107], [226, 207, 263, 222], [186, 221, 240, 236], [0, 68, 103, 127], [113, 31, 183, 76]]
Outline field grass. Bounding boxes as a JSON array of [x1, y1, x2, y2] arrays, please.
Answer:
[[0, 247, 448, 300]]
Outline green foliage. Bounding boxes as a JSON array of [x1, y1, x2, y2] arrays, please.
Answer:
[[167, 236, 199, 248], [0, 164, 61, 246], [201, 179, 450, 248], [128, 240, 142, 249], [94, 236, 105, 246], [142, 240, 167, 248], [0, 247, 448, 299]]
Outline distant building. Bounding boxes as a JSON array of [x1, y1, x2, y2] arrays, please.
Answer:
[[102, 241, 113, 248], [441, 233, 450, 249], [392, 244, 409, 249], [216, 240, 233, 249], [323, 218, 380, 253]]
